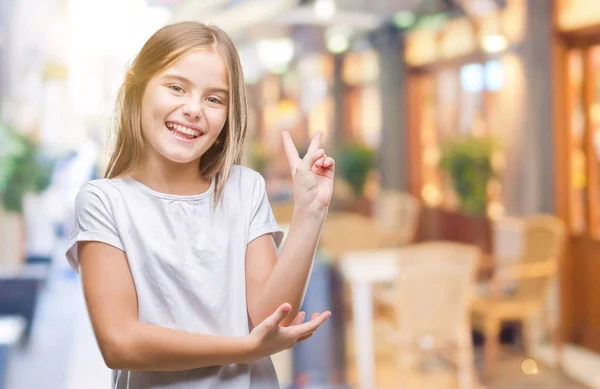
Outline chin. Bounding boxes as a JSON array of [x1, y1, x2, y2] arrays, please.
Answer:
[[163, 154, 201, 165], [157, 147, 205, 164]]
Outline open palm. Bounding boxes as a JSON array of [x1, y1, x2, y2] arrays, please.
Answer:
[[282, 131, 335, 212]]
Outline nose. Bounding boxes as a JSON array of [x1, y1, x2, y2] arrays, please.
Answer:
[[182, 98, 202, 120]]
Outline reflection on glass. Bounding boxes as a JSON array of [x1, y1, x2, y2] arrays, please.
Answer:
[[568, 49, 587, 233], [419, 75, 443, 207]]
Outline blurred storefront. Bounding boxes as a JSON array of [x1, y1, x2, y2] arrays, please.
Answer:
[[247, 0, 592, 375], [401, 0, 600, 368], [554, 0, 600, 356], [404, 6, 517, 253], [248, 0, 552, 245], [403, 0, 553, 251], [406, 16, 513, 217], [386, 0, 600, 366]]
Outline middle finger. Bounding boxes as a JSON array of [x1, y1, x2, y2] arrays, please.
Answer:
[[293, 312, 330, 336], [307, 131, 323, 152]]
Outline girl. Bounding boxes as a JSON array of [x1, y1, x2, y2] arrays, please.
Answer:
[[66, 22, 334, 389]]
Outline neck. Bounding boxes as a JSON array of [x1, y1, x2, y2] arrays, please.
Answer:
[[133, 155, 211, 196]]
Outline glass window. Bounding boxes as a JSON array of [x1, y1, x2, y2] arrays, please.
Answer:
[[584, 45, 600, 237], [562, 44, 600, 237], [417, 59, 506, 217]]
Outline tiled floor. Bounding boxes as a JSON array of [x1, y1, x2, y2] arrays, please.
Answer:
[[342, 315, 591, 389], [482, 352, 584, 389], [343, 325, 589, 389], [3, 243, 593, 389], [344, 348, 587, 389]]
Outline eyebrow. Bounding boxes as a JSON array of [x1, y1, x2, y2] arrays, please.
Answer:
[[162, 73, 192, 85], [162, 73, 229, 95], [207, 87, 229, 96]]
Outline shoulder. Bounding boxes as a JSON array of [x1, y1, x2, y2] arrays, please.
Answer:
[[225, 165, 266, 190], [221, 165, 268, 208], [74, 178, 123, 212], [227, 165, 264, 183]]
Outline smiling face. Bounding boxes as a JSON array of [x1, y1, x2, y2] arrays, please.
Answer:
[[140, 49, 229, 167]]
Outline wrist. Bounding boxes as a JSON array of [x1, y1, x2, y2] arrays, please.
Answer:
[[239, 335, 259, 364], [292, 204, 328, 222]]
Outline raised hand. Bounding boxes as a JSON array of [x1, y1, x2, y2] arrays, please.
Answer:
[[247, 303, 330, 359], [282, 131, 335, 213]]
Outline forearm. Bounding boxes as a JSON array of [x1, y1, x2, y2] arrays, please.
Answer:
[[103, 323, 254, 371], [255, 207, 327, 325]]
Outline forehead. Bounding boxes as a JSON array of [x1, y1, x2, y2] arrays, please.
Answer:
[[161, 49, 228, 87]]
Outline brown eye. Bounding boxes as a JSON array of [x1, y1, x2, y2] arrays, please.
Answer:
[[168, 85, 185, 93], [206, 97, 222, 104]]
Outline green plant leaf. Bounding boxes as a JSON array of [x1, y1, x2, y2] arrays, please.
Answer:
[[335, 143, 376, 197], [0, 123, 56, 213], [439, 134, 498, 216]]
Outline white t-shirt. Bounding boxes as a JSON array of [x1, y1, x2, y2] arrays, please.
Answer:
[[66, 165, 284, 389]]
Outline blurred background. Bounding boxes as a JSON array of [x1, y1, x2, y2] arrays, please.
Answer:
[[0, 0, 598, 388]]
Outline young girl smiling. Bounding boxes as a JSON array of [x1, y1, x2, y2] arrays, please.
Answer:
[[66, 22, 335, 388]]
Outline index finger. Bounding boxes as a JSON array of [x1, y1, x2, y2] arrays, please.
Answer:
[[282, 131, 300, 174]]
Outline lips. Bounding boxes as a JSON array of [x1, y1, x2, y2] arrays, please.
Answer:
[[165, 122, 203, 139]]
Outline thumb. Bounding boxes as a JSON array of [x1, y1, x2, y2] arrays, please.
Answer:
[[298, 149, 324, 173], [268, 303, 292, 328]]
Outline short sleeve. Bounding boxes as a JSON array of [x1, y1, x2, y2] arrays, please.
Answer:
[[247, 174, 284, 248], [65, 183, 124, 272]]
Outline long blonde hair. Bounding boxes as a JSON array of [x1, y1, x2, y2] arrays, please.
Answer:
[[105, 22, 248, 205]]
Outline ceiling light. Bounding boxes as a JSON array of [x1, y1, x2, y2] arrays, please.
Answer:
[[327, 35, 349, 54], [482, 34, 508, 53], [325, 26, 351, 54], [314, 0, 336, 20], [256, 38, 295, 73]]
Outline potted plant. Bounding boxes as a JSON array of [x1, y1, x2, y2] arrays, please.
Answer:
[[439, 134, 497, 216], [0, 123, 55, 267], [334, 143, 376, 215]]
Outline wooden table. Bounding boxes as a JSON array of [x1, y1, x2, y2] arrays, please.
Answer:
[[319, 213, 402, 260]]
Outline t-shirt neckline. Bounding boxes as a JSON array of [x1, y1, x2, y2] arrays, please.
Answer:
[[122, 176, 215, 200]]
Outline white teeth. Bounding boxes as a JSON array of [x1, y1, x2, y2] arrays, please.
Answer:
[[166, 122, 201, 137]]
